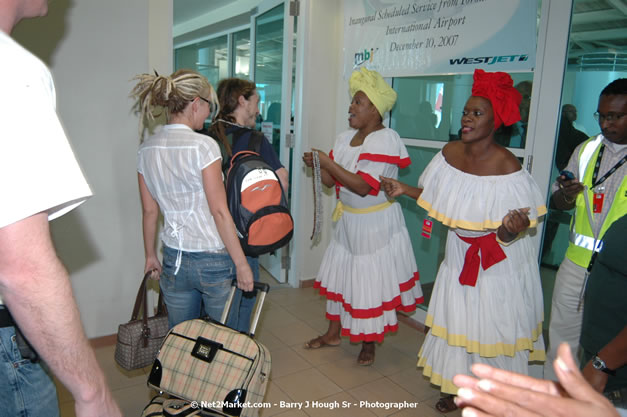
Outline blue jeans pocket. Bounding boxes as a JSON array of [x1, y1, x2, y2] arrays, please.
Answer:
[[0, 328, 59, 417]]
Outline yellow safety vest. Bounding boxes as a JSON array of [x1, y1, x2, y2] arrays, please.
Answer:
[[566, 135, 627, 268]]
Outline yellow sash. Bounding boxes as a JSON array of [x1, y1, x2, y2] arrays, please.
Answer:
[[331, 200, 393, 222]]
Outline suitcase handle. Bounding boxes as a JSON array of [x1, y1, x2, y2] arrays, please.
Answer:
[[220, 281, 270, 337]]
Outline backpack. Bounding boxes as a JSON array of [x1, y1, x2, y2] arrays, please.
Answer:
[[225, 128, 293, 256]]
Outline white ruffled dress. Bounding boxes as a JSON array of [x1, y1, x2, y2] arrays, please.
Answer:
[[416, 152, 547, 394], [314, 128, 424, 342]]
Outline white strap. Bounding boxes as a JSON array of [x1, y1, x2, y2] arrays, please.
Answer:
[[168, 221, 184, 275], [578, 135, 603, 182]]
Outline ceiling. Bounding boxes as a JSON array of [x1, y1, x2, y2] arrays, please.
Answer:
[[569, 0, 627, 68], [173, 0, 236, 27]]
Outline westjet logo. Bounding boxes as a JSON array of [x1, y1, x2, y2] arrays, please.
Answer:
[[449, 54, 529, 65]]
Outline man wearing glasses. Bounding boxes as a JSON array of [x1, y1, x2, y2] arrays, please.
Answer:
[[544, 79, 627, 392]]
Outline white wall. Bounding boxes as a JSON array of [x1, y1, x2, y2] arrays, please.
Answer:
[[289, 0, 344, 285], [12, 0, 173, 338]]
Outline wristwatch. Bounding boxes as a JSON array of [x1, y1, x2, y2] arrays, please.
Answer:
[[592, 354, 616, 376]]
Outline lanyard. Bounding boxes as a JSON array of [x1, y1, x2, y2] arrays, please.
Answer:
[[591, 144, 627, 189], [579, 144, 627, 309]]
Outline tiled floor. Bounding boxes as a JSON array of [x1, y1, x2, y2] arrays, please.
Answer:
[[55, 271, 460, 416]]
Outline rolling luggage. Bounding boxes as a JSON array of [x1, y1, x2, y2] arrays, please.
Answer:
[[147, 282, 271, 417], [141, 396, 211, 416]]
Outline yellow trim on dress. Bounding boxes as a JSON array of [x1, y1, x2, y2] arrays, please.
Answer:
[[417, 197, 547, 230], [417, 360, 459, 395], [425, 314, 546, 361], [332, 200, 393, 222]]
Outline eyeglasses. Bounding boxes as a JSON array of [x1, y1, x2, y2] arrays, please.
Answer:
[[197, 96, 217, 116], [593, 112, 625, 123]]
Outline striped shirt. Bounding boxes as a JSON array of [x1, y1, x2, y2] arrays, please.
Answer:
[[137, 124, 225, 252]]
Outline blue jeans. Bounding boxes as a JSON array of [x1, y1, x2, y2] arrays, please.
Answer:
[[160, 246, 234, 328], [0, 326, 59, 417], [226, 256, 260, 333]]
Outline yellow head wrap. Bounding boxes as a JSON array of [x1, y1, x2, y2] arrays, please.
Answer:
[[349, 68, 397, 117]]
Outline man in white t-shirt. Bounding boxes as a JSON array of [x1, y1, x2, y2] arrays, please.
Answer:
[[0, 1, 121, 416]]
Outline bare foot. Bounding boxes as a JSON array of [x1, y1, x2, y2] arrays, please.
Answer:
[[357, 342, 375, 366], [304, 335, 341, 349]]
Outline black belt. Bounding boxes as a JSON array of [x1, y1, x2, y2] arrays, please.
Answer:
[[0, 307, 15, 328]]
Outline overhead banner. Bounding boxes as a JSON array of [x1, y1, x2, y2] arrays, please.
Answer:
[[344, 0, 536, 78]]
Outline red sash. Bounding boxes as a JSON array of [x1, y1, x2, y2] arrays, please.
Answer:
[[456, 233, 507, 287]]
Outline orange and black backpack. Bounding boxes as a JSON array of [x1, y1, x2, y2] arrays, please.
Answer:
[[225, 129, 293, 256]]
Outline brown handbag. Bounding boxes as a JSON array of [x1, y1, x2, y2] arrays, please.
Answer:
[[114, 270, 169, 370]]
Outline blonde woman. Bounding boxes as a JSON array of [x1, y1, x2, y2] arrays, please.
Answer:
[[131, 69, 253, 328]]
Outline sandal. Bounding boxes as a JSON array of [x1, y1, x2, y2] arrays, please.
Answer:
[[357, 342, 375, 366], [435, 395, 458, 413], [304, 335, 341, 349]]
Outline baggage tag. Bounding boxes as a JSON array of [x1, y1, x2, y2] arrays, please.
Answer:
[[421, 217, 433, 239], [593, 185, 605, 213]]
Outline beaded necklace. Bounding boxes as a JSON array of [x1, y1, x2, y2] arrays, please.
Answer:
[[311, 150, 323, 242]]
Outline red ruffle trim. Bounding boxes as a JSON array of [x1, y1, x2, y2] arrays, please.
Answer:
[[330, 152, 409, 196], [325, 316, 399, 343], [357, 171, 380, 195], [313, 272, 422, 319], [358, 153, 411, 169]]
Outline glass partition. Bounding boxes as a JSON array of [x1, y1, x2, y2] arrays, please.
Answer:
[[254, 3, 284, 157], [174, 35, 228, 89], [391, 73, 534, 147], [396, 146, 446, 305], [233, 29, 251, 79]]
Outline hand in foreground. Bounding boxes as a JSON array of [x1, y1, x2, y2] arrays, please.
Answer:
[[501, 208, 531, 236], [380, 176, 405, 198], [452, 343, 620, 417], [235, 262, 254, 292]]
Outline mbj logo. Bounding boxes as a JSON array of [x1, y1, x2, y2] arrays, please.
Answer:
[[354, 48, 377, 66], [449, 54, 529, 65]]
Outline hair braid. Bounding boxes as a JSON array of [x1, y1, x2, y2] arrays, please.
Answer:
[[130, 69, 219, 138]]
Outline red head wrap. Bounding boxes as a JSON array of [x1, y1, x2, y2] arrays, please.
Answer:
[[471, 69, 522, 129]]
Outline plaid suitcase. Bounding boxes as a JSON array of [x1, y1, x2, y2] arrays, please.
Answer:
[[141, 395, 215, 416], [147, 282, 271, 417]]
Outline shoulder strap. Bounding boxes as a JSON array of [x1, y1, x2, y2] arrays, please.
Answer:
[[578, 135, 603, 182], [229, 126, 264, 154], [230, 126, 249, 146], [248, 130, 264, 154]]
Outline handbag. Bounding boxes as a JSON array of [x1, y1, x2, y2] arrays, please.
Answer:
[[114, 270, 169, 370]]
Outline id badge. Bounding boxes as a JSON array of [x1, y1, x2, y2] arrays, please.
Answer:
[[593, 193, 605, 213], [421, 218, 433, 239]]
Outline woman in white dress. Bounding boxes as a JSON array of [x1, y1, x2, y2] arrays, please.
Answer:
[[302, 68, 423, 366], [382, 69, 547, 412]]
